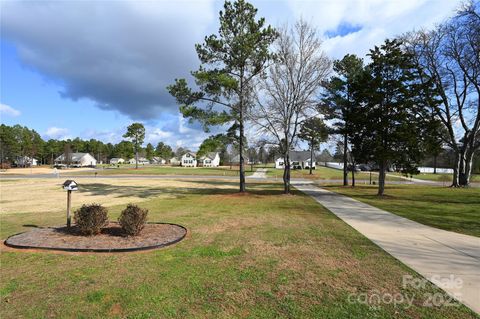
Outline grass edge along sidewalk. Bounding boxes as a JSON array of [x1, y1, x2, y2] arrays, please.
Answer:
[[292, 181, 480, 315]]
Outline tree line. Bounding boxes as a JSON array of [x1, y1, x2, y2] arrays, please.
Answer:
[[0, 124, 177, 167], [169, 0, 479, 195]]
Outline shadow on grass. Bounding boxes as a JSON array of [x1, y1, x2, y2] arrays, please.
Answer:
[[79, 180, 287, 199], [321, 184, 480, 205]]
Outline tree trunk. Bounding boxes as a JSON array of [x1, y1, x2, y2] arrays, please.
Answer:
[[377, 160, 386, 196], [451, 151, 460, 187], [343, 133, 348, 186], [283, 153, 291, 194], [460, 148, 474, 187], [135, 150, 139, 169], [433, 155, 437, 174], [239, 115, 246, 193], [309, 140, 313, 175], [351, 161, 356, 187]]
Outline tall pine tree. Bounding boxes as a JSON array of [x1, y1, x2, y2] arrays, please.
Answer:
[[350, 39, 434, 195], [168, 0, 277, 192]]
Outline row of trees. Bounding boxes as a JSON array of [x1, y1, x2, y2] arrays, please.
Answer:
[[321, 1, 480, 193], [169, 0, 479, 195], [0, 124, 177, 167]]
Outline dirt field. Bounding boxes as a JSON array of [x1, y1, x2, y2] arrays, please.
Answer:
[[0, 167, 95, 175], [0, 178, 237, 215]]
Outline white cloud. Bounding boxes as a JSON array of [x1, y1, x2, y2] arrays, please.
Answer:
[[285, 0, 462, 59], [0, 103, 21, 117], [145, 127, 173, 145], [44, 126, 69, 140]]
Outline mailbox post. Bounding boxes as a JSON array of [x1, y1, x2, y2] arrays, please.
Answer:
[[62, 180, 78, 228]]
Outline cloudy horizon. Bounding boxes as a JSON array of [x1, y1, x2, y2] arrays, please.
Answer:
[[1, 0, 463, 150]]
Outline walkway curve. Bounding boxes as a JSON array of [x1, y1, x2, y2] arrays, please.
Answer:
[[292, 181, 480, 314]]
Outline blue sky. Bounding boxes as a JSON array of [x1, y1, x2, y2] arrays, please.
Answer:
[[0, 0, 463, 150]]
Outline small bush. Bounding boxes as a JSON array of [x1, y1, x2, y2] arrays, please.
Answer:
[[73, 204, 108, 235], [118, 204, 148, 236]]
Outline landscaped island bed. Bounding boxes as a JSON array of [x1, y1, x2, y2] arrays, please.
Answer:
[[4, 222, 186, 252], [1, 179, 476, 318]]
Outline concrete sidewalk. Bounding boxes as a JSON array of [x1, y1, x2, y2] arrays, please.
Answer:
[[292, 181, 480, 314], [247, 168, 267, 179]]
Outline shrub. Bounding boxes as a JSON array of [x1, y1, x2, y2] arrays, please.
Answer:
[[73, 204, 109, 235], [118, 204, 148, 236]]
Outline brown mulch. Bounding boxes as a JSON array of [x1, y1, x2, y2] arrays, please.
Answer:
[[4, 222, 186, 252]]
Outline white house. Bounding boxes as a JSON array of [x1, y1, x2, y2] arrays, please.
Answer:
[[200, 152, 220, 167], [15, 156, 38, 167], [55, 153, 97, 167], [151, 157, 166, 165], [129, 157, 150, 165], [110, 158, 125, 165], [181, 152, 197, 167], [275, 151, 316, 170], [169, 157, 181, 166]]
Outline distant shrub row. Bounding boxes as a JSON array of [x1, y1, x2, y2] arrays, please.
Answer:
[[73, 203, 148, 236]]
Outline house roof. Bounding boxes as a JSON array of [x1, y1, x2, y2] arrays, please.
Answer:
[[201, 152, 218, 160], [55, 153, 94, 162], [182, 152, 196, 157]]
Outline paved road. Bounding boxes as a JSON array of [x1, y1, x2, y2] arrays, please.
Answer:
[[292, 181, 480, 314], [2, 170, 479, 187]]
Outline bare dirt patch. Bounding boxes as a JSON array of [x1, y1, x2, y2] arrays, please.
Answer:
[[0, 178, 238, 215], [0, 167, 96, 175], [4, 222, 186, 252]]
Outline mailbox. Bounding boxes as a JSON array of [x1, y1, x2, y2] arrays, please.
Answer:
[[63, 180, 78, 228], [63, 180, 78, 191]]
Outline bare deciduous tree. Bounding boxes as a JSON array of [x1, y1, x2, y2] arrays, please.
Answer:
[[403, 1, 479, 186], [250, 20, 331, 193]]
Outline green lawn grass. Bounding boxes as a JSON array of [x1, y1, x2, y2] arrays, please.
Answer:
[[265, 166, 405, 182], [1, 182, 476, 318], [392, 172, 480, 183], [325, 184, 480, 237], [71, 165, 255, 176]]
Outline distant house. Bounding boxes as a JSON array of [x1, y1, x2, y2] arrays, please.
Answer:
[[169, 157, 181, 166], [200, 152, 220, 167], [151, 157, 166, 165], [15, 156, 38, 167], [181, 152, 197, 167], [128, 157, 150, 165], [110, 158, 125, 165], [55, 153, 97, 167], [275, 151, 316, 170]]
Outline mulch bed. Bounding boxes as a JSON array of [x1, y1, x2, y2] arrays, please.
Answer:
[[4, 222, 187, 252]]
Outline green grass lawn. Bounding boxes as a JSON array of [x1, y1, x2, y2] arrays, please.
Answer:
[[325, 184, 480, 237], [71, 165, 255, 176], [265, 166, 405, 182], [1, 181, 476, 318], [392, 172, 480, 183]]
